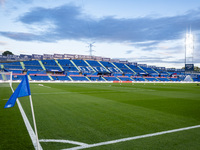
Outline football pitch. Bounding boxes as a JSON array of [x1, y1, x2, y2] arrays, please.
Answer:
[[1, 82, 200, 150]]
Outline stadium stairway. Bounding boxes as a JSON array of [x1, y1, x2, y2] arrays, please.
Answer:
[[138, 66, 148, 74], [70, 60, 80, 71], [28, 74, 32, 80], [85, 76, 91, 81], [98, 61, 110, 72], [38, 60, 46, 70], [125, 64, 137, 75], [111, 62, 123, 73], [0, 64, 3, 69], [116, 77, 121, 81], [68, 76, 73, 81], [54, 59, 64, 71], [84, 60, 96, 72], [1, 73, 5, 80], [101, 76, 107, 81], [20, 62, 25, 70], [152, 68, 159, 74], [48, 74, 54, 80]]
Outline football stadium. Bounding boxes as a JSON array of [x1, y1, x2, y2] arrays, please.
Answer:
[[1, 1, 200, 150]]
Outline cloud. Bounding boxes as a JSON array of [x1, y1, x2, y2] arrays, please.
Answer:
[[117, 56, 185, 64], [125, 50, 133, 54], [0, 41, 7, 45], [1, 4, 200, 45], [0, 31, 52, 42], [0, 0, 32, 7], [0, 0, 5, 5]]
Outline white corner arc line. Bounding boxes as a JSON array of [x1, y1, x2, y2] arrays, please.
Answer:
[[63, 125, 200, 150], [39, 139, 88, 146]]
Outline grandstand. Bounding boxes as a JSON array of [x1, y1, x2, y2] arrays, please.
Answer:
[[0, 54, 200, 82]]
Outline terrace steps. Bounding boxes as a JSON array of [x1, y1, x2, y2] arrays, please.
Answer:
[[111, 62, 123, 73], [70, 60, 80, 71], [55, 59, 64, 71], [28, 75, 32, 80], [98, 61, 110, 72], [20, 62, 25, 69], [38, 60, 46, 70], [101, 76, 107, 81], [151, 68, 160, 75], [138, 66, 148, 74], [68, 76, 73, 81], [48, 74, 54, 80], [84, 60, 96, 72], [116, 77, 121, 81], [125, 64, 136, 75], [85, 76, 91, 81]]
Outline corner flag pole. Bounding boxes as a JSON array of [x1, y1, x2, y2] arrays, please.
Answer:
[[7, 74, 41, 150], [29, 95, 40, 150]]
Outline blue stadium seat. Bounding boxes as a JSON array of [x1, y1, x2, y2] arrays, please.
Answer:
[[70, 75, 89, 81], [103, 76, 119, 81], [30, 75, 51, 80], [51, 75, 71, 81]]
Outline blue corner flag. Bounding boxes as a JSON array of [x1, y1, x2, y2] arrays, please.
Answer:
[[4, 75, 31, 108]]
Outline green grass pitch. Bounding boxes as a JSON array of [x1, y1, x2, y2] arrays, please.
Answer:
[[1, 83, 200, 150]]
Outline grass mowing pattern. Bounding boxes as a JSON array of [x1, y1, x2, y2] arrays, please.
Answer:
[[1, 83, 200, 150]]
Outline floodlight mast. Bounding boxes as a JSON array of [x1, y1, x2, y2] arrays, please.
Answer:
[[185, 29, 194, 64], [88, 42, 95, 56]]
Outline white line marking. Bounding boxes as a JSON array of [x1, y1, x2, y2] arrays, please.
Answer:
[[39, 139, 88, 146], [10, 85, 43, 150], [32, 92, 72, 95], [63, 125, 200, 150], [38, 84, 51, 88], [16, 100, 43, 150], [2, 99, 8, 100]]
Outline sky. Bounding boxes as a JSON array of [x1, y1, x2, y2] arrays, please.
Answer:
[[0, 0, 200, 68]]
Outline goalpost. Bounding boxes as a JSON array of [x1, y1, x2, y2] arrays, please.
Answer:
[[1, 71, 42, 150], [0, 71, 13, 88]]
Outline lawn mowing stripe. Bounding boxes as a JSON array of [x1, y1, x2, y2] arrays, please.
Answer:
[[31, 91, 114, 95], [63, 124, 200, 150]]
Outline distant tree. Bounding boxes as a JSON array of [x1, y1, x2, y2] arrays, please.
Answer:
[[2, 51, 14, 56], [194, 66, 200, 72]]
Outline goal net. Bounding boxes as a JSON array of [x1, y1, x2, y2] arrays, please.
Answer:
[[0, 72, 12, 87], [184, 75, 193, 82], [0, 72, 13, 103]]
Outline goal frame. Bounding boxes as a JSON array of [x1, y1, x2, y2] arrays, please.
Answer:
[[0, 71, 13, 88]]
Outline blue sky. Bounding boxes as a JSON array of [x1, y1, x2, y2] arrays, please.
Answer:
[[0, 0, 200, 68]]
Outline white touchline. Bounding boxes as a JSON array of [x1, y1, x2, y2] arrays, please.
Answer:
[[10, 85, 43, 150], [16, 99, 43, 150], [63, 124, 200, 150], [39, 139, 88, 146]]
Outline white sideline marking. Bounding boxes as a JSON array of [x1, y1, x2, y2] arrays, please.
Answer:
[[16, 100, 43, 150], [2, 99, 8, 100], [9, 85, 43, 150], [39, 139, 88, 146], [38, 84, 51, 88], [63, 125, 200, 150], [32, 92, 72, 95]]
